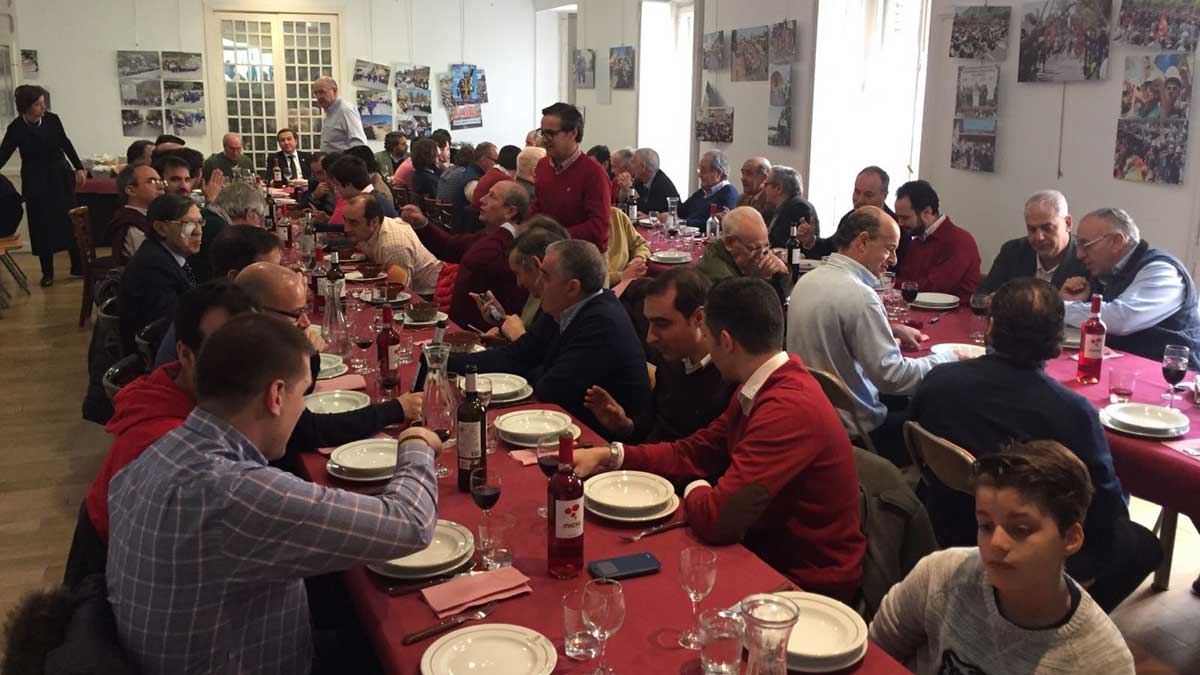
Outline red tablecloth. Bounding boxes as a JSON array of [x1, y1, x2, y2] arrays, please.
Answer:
[[916, 307, 1200, 524], [295, 310, 910, 675], [640, 222, 706, 276]]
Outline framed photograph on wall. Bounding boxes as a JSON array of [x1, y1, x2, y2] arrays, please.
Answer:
[[574, 49, 595, 89], [610, 46, 636, 89], [731, 26, 769, 82]]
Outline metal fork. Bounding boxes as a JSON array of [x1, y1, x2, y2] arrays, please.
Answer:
[[401, 600, 499, 645], [621, 519, 687, 543]]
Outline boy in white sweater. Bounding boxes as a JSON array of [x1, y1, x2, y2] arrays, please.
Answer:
[[869, 440, 1135, 674]]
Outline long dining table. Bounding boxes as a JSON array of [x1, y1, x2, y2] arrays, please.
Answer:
[[911, 305, 1200, 588], [295, 292, 912, 675]]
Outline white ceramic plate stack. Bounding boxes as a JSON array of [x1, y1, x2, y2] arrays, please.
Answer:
[[344, 270, 387, 282], [910, 292, 960, 311], [397, 310, 449, 327], [420, 623, 557, 675], [305, 390, 370, 414], [774, 591, 869, 673], [1062, 332, 1082, 350], [317, 353, 348, 379], [649, 250, 693, 265], [325, 438, 399, 481], [1100, 402, 1190, 439], [369, 520, 475, 580], [584, 470, 680, 523], [493, 409, 580, 447], [930, 343, 986, 359], [458, 373, 533, 404]]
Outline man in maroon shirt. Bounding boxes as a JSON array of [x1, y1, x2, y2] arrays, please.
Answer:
[[530, 102, 611, 250], [893, 179, 981, 301], [573, 277, 865, 601]]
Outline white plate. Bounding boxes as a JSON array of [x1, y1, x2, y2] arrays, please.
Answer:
[[1104, 403, 1190, 433], [458, 373, 528, 399], [344, 271, 387, 282], [494, 409, 572, 442], [398, 311, 448, 327], [273, 197, 298, 206], [650, 252, 693, 264], [349, 253, 367, 262], [375, 520, 475, 574], [304, 389, 370, 414], [795, 259, 822, 270], [493, 385, 534, 405], [914, 292, 959, 306], [586, 493, 681, 523], [773, 591, 868, 663], [499, 423, 580, 448], [329, 438, 398, 472], [367, 292, 413, 306], [585, 471, 675, 514], [319, 353, 343, 371], [1063, 334, 1081, 349], [1099, 410, 1188, 439], [317, 363, 349, 380], [787, 640, 869, 673], [327, 461, 393, 482], [930, 343, 985, 358], [420, 624, 557, 675]]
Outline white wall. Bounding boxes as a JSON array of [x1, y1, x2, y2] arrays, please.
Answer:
[[920, 0, 1200, 272], [572, 0, 642, 150], [535, 9, 564, 114]]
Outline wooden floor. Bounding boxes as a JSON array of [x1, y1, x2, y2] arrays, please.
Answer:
[[1, 250, 1199, 670]]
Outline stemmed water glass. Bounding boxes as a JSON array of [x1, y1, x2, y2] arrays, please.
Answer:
[[1161, 345, 1190, 408], [678, 547, 717, 649], [582, 578, 625, 675]]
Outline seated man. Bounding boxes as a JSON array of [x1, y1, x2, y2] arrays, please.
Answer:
[[678, 150, 739, 227], [374, 130, 408, 177], [826, 166, 905, 265], [345, 194, 442, 296], [869, 441, 1135, 674], [735, 156, 772, 216], [109, 162, 164, 264], [609, 147, 635, 204], [202, 132, 255, 180], [107, 313, 441, 675], [515, 145, 545, 199], [630, 147, 680, 216], [911, 277, 1161, 612], [1062, 207, 1200, 368], [474, 218, 569, 342], [301, 151, 337, 215], [126, 139, 155, 165], [584, 268, 735, 443], [193, 181, 268, 283], [696, 206, 790, 303], [454, 142, 497, 219], [269, 127, 311, 181], [329, 154, 399, 218], [470, 144, 520, 210], [787, 207, 960, 465], [605, 207, 651, 289], [979, 190, 1087, 294], [762, 165, 819, 249], [573, 278, 865, 600], [894, 179, 981, 300], [449, 240, 650, 434]]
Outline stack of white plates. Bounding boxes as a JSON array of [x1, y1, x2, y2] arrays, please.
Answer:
[[584, 471, 680, 523], [1062, 332, 1082, 350], [493, 409, 579, 447], [910, 292, 960, 311], [774, 591, 868, 672], [649, 250, 692, 264], [458, 373, 533, 404], [930, 343, 986, 359], [420, 624, 557, 675], [1100, 402, 1190, 439], [370, 520, 475, 579], [305, 390, 370, 414], [326, 438, 399, 481], [795, 259, 822, 272], [317, 353, 348, 379]]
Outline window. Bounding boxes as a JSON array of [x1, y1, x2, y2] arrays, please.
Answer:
[[638, 1, 695, 192], [206, 12, 339, 171]]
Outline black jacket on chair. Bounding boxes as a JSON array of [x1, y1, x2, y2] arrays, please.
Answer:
[[978, 235, 1088, 294], [267, 150, 312, 181], [118, 238, 195, 355]]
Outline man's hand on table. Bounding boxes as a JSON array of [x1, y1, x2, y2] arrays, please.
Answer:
[[1060, 276, 1091, 302], [890, 323, 929, 351], [583, 386, 635, 437], [572, 446, 612, 478], [398, 392, 423, 423], [397, 426, 444, 456]]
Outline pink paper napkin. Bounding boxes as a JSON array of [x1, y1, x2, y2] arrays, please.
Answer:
[[421, 567, 532, 618], [318, 432, 392, 456], [313, 374, 368, 392], [509, 450, 537, 466]]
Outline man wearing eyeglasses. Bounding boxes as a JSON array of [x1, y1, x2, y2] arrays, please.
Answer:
[[978, 190, 1088, 295], [695, 206, 790, 303], [529, 102, 612, 250], [1061, 207, 1200, 368], [109, 162, 164, 264]]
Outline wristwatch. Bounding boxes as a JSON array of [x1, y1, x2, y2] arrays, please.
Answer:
[[607, 442, 623, 469]]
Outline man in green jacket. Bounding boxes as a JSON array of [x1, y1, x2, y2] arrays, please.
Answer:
[[203, 133, 255, 180], [696, 206, 791, 302]]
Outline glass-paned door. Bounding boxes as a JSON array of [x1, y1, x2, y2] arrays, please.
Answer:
[[206, 12, 339, 173]]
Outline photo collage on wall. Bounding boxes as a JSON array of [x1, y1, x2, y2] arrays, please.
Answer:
[[352, 60, 392, 140], [699, 18, 799, 146], [394, 64, 432, 139], [1017, 0, 1110, 83], [118, 50, 205, 138], [946, 5, 1010, 173]]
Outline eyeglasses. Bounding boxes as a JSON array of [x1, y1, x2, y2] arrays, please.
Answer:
[[538, 128, 564, 139], [142, 178, 166, 186], [737, 238, 771, 256], [1077, 232, 1115, 249]]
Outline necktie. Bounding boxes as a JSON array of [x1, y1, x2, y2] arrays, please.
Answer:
[[182, 261, 197, 286], [289, 154, 300, 179]]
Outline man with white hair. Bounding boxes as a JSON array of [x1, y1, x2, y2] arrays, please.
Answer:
[[630, 147, 680, 216], [202, 133, 255, 181], [696, 206, 790, 302], [735, 156, 772, 215], [978, 189, 1088, 294], [610, 147, 636, 204], [313, 76, 367, 152], [514, 145, 545, 198], [763, 166, 819, 249], [678, 149, 739, 227], [1061, 207, 1200, 368], [193, 182, 268, 283]]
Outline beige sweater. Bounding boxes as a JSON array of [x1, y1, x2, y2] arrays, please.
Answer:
[[605, 207, 651, 285]]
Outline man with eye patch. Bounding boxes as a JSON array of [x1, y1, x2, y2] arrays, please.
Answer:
[[978, 189, 1088, 295]]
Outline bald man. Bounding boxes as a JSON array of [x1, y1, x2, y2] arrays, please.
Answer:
[[314, 76, 367, 152], [736, 157, 773, 215], [202, 132, 256, 181], [696, 206, 791, 303]]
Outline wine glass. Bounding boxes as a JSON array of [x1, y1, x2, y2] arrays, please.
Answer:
[[476, 377, 495, 455], [535, 435, 560, 519], [678, 547, 718, 649], [900, 281, 920, 307], [351, 320, 376, 374], [469, 467, 502, 518], [1161, 345, 1190, 408], [969, 293, 990, 344], [582, 578, 625, 675]]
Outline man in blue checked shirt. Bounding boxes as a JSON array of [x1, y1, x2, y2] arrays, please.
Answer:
[[107, 313, 441, 675]]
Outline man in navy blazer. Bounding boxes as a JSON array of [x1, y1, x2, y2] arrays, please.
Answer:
[[978, 189, 1088, 294], [678, 149, 739, 228], [448, 239, 651, 433]]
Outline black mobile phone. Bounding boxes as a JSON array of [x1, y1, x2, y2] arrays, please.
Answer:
[[588, 552, 662, 580]]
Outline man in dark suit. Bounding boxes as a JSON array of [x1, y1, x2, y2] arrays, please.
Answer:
[[267, 128, 311, 181], [630, 147, 680, 216], [448, 239, 651, 433], [978, 189, 1087, 294], [763, 166, 819, 249], [830, 166, 907, 266]]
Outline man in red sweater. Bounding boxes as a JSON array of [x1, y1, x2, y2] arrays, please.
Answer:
[[893, 179, 981, 301], [530, 102, 611, 251], [573, 277, 865, 601]]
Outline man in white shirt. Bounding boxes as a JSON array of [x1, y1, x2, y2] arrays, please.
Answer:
[[343, 194, 442, 296], [313, 77, 367, 153]]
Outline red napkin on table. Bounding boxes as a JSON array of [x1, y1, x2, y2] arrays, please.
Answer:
[[313, 373, 368, 392], [318, 432, 392, 456], [508, 450, 537, 466], [421, 567, 532, 618]]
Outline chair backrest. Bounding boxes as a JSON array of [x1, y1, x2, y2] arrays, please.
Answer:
[[807, 367, 879, 454], [135, 316, 172, 368], [903, 421, 977, 494], [102, 353, 145, 400], [69, 206, 96, 268]]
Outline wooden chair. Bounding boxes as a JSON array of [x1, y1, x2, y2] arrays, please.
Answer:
[[807, 367, 880, 455], [70, 206, 117, 327], [902, 421, 977, 495], [134, 316, 172, 368], [0, 234, 30, 297], [102, 353, 145, 400]]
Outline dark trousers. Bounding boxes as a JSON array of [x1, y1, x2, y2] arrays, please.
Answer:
[[1076, 518, 1164, 612], [63, 502, 107, 590], [867, 394, 912, 468], [307, 573, 384, 675], [39, 241, 82, 279]]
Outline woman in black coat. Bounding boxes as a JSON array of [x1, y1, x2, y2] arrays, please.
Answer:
[[0, 85, 86, 285]]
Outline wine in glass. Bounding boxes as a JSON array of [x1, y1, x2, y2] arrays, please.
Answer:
[[535, 435, 560, 519], [582, 578, 625, 675], [678, 547, 718, 649], [900, 281, 920, 305], [351, 320, 377, 374], [469, 467, 502, 517], [1161, 345, 1190, 408], [969, 292, 990, 344]]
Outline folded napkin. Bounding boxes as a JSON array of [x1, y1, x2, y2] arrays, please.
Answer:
[[509, 450, 537, 466], [319, 432, 392, 456], [313, 373, 368, 392], [422, 566, 532, 618]]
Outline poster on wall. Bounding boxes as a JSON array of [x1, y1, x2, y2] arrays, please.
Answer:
[[703, 31, 728, 70], [120, 79, 162, 107], [768, 105, 792, 146], [1114, 119, 1187, 183], [1120, 53, 1191, 120], [610, 47, 636, 89], [703, 82, 727, 107], [478, 69, 489, 103], [164, 81, 204, 109], [117, 51, 161, 80], [951, 117, 997, 172], [1017, 0, 1110, 83], [437, 72, 452, 108], [166, 109, 206, 137], [731, 26, 769, 82], [352, 59, 390, 90], [949, 6, 1012, 61], [769, 20, 798, 63], [394, 64, 430, 90], [574, 49, 596, 88], [161, 51, 202, 80], [451, 64, 482, 104], [20, 50, 37, 79], [768, 64, 791, 107], [696, 106, 733, 143], [449, 104, 483, 130], [398, 115, 432, 138], [395, 64, 432, 114], [356, 90, 393, 140], [1115, 0, 1200, 52], [955, 65, 1000, 118], [121, 109, 162, 137]]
